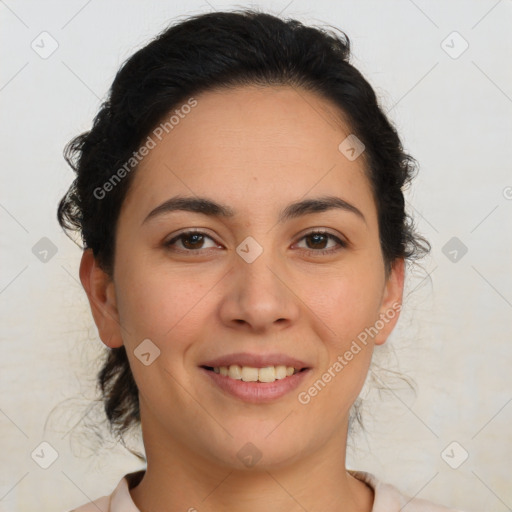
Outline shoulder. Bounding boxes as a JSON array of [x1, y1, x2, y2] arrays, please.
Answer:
[[349, 470, 466, 512], [68, 494, 110, 512], [67, 469, 145, 512]]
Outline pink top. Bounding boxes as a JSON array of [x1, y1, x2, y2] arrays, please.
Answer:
[[70, 469, 464, 512]]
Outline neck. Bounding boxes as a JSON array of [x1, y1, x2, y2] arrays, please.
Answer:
[[129, 412, 373, 512]]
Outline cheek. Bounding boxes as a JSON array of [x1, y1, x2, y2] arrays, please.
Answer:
[[114, 262, 216, 402], [298, 271, 381, 416], [306, 265, 384, 347], [114, 256, 215, 347]]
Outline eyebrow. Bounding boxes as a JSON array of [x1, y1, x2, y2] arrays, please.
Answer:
[[142, 194, 366, 225]]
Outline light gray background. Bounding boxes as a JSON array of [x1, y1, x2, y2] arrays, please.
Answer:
[[1, 1, 511, 511]]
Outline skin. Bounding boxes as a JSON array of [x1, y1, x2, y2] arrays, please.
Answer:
[[80, 84, 404, 512]]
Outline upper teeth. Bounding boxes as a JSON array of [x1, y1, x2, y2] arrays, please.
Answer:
[[213, 365, 297, 382]]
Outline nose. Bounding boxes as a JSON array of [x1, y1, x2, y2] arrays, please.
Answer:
[[218, 250, 301, 333]]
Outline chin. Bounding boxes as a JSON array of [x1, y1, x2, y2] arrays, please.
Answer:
[[199, 422, 311, 472]]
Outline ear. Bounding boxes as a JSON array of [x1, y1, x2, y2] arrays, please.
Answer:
[[374, 258, 405, 346], [79, 248, 124, 348]]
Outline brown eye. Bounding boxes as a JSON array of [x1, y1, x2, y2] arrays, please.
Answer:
[[181, 233, 206, 249], [165, 231, 219, 252], [295, 231, 346, 255], [305, 233, 329, 249]]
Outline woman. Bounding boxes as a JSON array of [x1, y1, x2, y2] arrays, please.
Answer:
[[58, 9, 464, 512]]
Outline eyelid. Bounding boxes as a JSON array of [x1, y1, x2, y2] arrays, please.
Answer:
[[297, 227, 346, 242]]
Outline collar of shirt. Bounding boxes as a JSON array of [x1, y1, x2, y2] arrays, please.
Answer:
[[75, 468, 462, 512]]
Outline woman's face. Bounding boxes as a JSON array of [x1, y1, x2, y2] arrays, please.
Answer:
[[85, 85, 403, 469]]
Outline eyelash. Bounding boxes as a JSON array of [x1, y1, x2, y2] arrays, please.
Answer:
[[164, 229, 347, 257]]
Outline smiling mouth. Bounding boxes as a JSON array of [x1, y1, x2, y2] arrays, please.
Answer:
[[201, 364, 306, 383]]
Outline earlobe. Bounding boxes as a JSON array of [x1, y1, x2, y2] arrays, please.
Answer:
[[374, 258, 405, 346], [79, 249, 124, 348]]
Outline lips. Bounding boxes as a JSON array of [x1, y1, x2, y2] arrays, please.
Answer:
[[199, 352, 311, 403], [201, 366, 310, 403]]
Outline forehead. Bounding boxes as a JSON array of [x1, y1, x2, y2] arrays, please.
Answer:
[[121, 85, 376, 223]]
